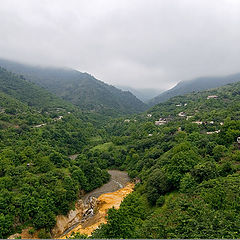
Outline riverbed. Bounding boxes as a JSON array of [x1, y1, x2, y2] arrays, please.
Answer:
[[8, 170, 133, 239], [82, 170, 130, 203], [61, 170, 134, 238]]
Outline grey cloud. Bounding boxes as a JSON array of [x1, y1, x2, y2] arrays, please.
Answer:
[[0, 0, 240, 89]]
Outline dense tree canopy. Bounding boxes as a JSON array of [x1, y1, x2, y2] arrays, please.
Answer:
[[1, 66, 240, 239]]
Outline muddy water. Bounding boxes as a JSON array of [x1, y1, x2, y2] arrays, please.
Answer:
[[61, 170, 134, 238]]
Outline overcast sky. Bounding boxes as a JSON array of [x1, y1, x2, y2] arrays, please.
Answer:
[[0, 0, 240, 90]]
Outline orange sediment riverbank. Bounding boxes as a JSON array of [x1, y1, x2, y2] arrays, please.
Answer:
[[61, 182, 135, 238]]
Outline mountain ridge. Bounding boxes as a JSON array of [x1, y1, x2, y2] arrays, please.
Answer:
[[149, 72, 240, 105], [0, 58, 147, 115]]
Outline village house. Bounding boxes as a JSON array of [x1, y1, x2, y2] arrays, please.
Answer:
[[147, 114, 152, 117], [155, 118, 167, 126], [33, 123, 47, 128], [178, 112, 186, 117], [207, 130, 220, 135], [192, 121, 203, 125], [54, 115, 63, 121], [124, 119, 130, 123], [176, 104, 182, 107], [207, 95, 218, 99]]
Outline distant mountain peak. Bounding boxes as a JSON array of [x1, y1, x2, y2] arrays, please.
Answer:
[[148, 73, 240, 106]]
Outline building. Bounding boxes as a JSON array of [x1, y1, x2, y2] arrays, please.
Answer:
[[192, 121, 203, 125], [178, 112, 186, 117], [155, 118, 167, 126], [207, 130, 220, 135], [207, 95, 218, 99]]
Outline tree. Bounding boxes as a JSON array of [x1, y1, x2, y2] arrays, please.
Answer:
[[146, 169, 170, 205]]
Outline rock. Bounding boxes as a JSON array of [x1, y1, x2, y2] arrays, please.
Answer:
[[51, 197, 99, 238], [51, 199, 85, 237]]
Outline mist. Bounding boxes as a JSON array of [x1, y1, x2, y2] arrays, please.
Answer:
[[0, 0, 240, 90]]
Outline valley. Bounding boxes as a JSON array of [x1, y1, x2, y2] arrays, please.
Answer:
[[61, 170, 134, 238], [0, 65, 240, 239], [8, 170, 133, 239]]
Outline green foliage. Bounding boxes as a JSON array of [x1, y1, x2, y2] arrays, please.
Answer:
[[38, 229, 51, 239], [146, 169, 169, 205], [191, 161, 218, 183], [2, 65, 240, 239], [0, 60, 147, 115], [92, 192, 148, 239], [92, 80, 240, 239], [69, 232, 88, 239], [179, 173, 197, 193], [156, 195, 165, 207], [212, 145, 227, 161]]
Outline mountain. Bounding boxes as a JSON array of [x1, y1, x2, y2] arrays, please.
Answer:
[[149, 73, 240, 106], [1, 63, 240, 238], [0, 58, 147, 115], [117, 85, 163, 102], [0, 67, 72, 110]]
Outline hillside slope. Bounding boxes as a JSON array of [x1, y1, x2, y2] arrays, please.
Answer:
[[0, 68, 112, 238], [0, 67, 73, 110], [0, 59, 147, 115], [149, 73, 240, 105], [89, 81, 240, 239]]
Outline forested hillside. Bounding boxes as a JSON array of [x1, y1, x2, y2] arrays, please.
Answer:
[[88, 82, 240, 239], [0, 68, 111, 238], [0, 59, 147, 115], [149, 73, 240, 105], [0, 67, 72, 110], [1, 65, 240, 239]]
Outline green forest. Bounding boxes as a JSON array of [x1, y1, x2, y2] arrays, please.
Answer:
[[1, 66, 240, 238]]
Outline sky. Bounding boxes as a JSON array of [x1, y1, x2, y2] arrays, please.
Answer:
[[0, 0, 240, 90]]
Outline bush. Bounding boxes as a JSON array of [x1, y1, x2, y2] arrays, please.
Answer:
[[146, 169, 170, 205], [218, 161, 235, 177], [212, 145, 227, 161], [156, 196, 165, 207], [28, 228, 35, 235], [180, 173, 197, 193], [191, 162, 218, 183], [38, 229, 51, 239]]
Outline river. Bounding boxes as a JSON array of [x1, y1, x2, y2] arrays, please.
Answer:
[[7, 170, 133, 239], [60, 170, 134, 238]]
